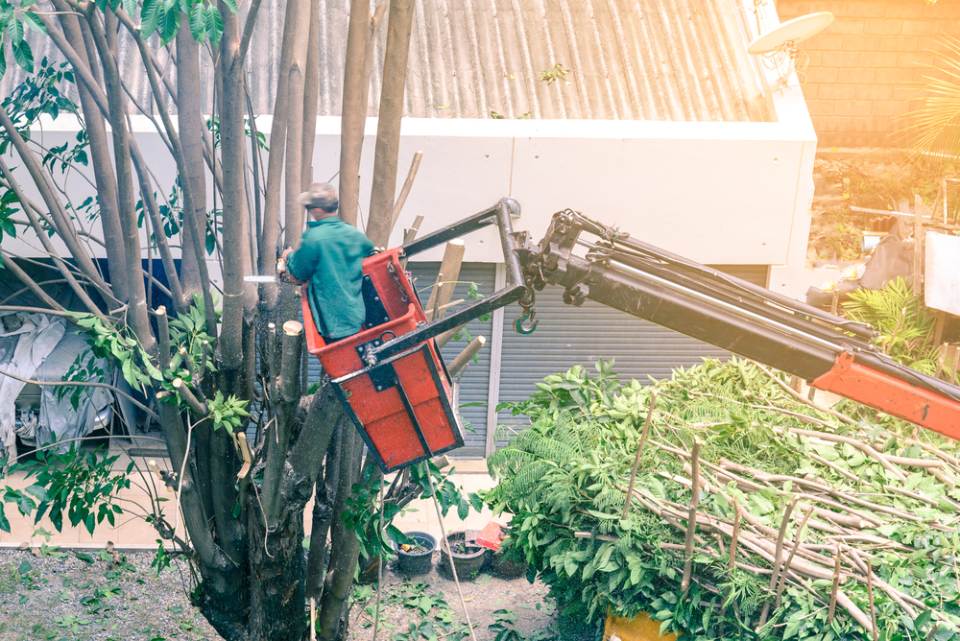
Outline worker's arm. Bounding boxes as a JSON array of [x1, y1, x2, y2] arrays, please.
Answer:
[[282, 242, 316, 285]]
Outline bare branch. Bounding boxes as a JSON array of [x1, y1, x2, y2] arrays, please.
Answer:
[[237, 0, 265, 64]]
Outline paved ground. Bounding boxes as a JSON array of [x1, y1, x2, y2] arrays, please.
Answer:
[[0, 548, 578, 641]]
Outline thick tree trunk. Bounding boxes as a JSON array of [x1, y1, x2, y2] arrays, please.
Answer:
[[366, 0, 415, 246], [337, 0, 372, 227], [246, 500, 308, 641]]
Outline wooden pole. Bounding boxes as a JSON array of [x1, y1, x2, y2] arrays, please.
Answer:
[[403, 215, 424, 246], [448, 336, 486, 378], [425, 240, 465, 321]]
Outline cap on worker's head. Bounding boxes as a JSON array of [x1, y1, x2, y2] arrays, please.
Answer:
[[299, 182, 339, 214]]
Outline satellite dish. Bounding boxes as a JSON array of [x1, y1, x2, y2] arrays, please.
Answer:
[[748, 11, 834, 55]]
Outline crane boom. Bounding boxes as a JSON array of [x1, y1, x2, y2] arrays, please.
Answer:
[[368, 200, 960, 441], [517, 209, 960, 440]]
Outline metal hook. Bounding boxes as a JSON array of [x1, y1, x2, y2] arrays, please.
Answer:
[[515, 311, 539, 335]]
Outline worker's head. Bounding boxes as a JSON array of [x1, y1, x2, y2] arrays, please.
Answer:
[[299, 183, 339, 219]]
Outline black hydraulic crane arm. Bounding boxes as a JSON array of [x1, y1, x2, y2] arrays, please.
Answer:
[[369, 199, 960, 441]]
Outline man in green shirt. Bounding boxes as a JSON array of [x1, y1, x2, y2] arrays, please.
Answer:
[[280, 183, 375, 340]]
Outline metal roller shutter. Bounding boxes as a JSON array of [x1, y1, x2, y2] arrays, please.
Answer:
[[496, 266, 769, 434], [407, 262, 496, 457]]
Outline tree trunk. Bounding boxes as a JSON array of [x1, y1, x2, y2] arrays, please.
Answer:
[[337, 0, 372, 227], [176, 23, 214, 310], [366, 0, 415, 246], [246, 502, 308, 641]]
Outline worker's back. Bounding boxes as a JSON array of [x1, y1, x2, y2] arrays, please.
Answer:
[[287, 217, 374, 339]]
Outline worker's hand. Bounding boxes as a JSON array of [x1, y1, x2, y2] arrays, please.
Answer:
[[277, 247, 299, 284]]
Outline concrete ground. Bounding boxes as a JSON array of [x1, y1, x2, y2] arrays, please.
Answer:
[[0, 452, 496, 550]]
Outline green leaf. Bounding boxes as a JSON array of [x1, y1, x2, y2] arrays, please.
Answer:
[[204, 4, 223, 45], [0, 505, 8, 533], [73, 550, 95, 564], [7, 17, 24, 46], [13, 40, 33, 72], [159, 3, 180, 42], [140, 0, 161, 36], [188, 1, 206, 40]]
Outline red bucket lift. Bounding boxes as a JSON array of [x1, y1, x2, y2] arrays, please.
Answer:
[[302, 200, 530, 472]]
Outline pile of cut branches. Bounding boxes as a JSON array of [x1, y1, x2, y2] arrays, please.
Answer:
[[486, 359, 960, 641]]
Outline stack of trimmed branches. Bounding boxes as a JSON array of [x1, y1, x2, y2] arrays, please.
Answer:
[[486, 358, 960, 641]]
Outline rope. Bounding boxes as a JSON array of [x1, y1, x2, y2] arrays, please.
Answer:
[[424, 464, 479, 641], [371, 481, 385, 641]]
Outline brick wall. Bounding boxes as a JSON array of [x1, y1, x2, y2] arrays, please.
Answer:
[[777, 0, 960, 148]]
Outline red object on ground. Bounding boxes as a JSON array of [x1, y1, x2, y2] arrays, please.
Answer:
[[812, 352, 960, 441], [302, 248, 463, 471], [476, 521, 505, 552]]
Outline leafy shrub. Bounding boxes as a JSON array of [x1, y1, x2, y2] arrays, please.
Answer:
[[486, 359, 960, 641]]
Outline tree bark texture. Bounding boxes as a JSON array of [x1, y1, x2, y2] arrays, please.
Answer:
[[366, 0, 415, 246]]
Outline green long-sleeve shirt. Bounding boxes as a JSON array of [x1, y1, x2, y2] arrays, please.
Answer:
[[287, 217, 375, 339]]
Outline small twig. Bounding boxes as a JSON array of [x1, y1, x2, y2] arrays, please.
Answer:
[[758, 496, 798, 628], [828, 544, 842, 624], [622, 393, 657, 520], [574, 531, 619, 543], [389, 150, 423, 232], [728, 500, 742, 571], [774, 506, 815, 610], [681, 440, 701, 594], [865, 561, 879, 641]]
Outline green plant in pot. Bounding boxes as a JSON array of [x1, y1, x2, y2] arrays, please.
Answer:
[[438, 531, 487, 581]]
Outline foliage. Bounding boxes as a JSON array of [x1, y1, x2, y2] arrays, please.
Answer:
[[909, 37, 960, 158], [206, 391, 249, 433], [0, 0, 43, 80], [486, 359, 960, 641], [344, 460, 480, 565], [0, 446, 130, 535], [808, 155, 960, 260], [843, 277, 949, 379], [352, 580, 470, 641], [70, 313, 163, 390]]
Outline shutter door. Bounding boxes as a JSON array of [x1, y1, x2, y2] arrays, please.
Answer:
[[497, 265, 769, 433], [305, 262, 496, 457], [408, 262, 496, 457]]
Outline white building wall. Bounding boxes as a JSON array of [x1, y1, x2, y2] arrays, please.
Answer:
[[7, 116, 815, 291]]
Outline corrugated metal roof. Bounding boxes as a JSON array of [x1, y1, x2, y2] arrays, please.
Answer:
[[5, 0, 773, 122]]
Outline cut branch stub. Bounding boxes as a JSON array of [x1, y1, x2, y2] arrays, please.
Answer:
[[172, 378, 208, 415], [279, 320, 304, 402]]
